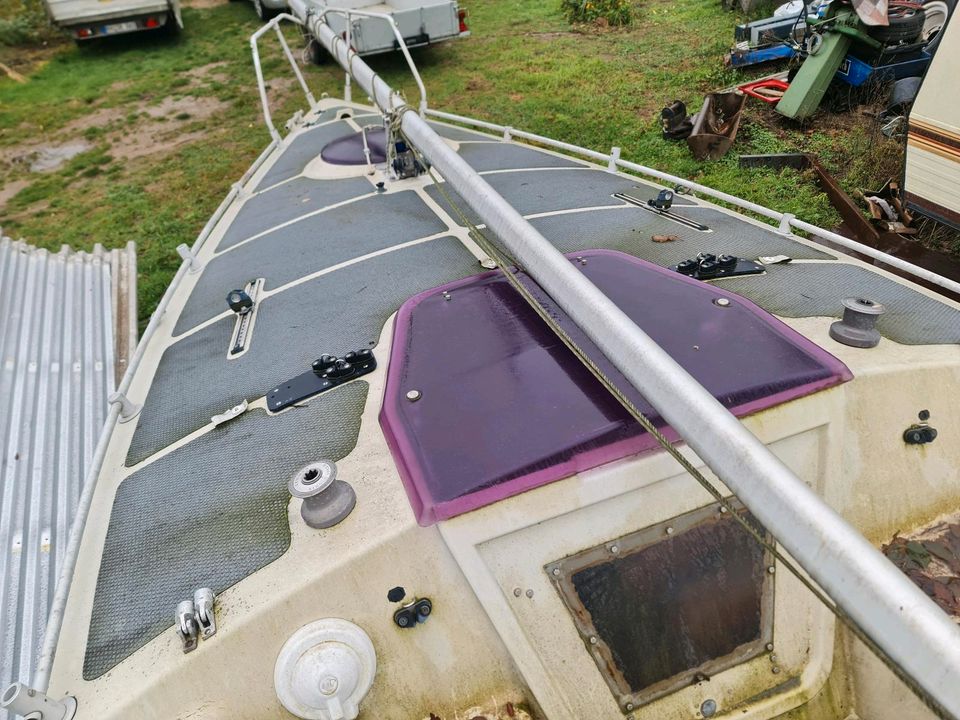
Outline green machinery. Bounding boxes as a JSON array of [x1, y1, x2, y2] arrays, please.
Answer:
[[776, 7, 883, 119]]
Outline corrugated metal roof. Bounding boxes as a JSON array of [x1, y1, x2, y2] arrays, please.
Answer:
[[0, 236, 135, 719]]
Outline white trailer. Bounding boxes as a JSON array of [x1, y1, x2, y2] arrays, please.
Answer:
[[306, 0, 468, 61], [43, 0, 182, 42], [904, 8, 959, 228]]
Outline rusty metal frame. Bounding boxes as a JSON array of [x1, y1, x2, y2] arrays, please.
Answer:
[[545, 502, 775, 712], [739, 152, 960, 302]]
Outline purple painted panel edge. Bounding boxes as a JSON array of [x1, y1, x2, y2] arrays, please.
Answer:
[[379, 250, 853, 526]]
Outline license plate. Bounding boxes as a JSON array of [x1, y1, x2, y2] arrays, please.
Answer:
[[102, 21, 138, 34]]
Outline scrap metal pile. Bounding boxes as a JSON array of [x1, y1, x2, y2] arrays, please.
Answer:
[[658, 0, 954, 247], [727, 0, 951, 119]]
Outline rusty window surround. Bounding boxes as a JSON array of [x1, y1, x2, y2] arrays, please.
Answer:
[[545, 501, 775, 711]]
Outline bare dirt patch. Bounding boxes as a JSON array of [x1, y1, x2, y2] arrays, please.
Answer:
[[60, 107, 129, 136], [101, 95, 229, 159], [2, 95, 227, 171], [108, 128, 208, 161], [140, 94, 229, 120], [0, 138, 92, 175], [29, 140, 93, 171], [184, 61, 230, 85], [0, 179, 30, 210], [0, 93, 230, 209]]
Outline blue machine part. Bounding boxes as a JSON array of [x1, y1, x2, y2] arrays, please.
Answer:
[[730, 45, 930, 85], [728, 44, 797, 67], [834, 55, 874, 85], [835, 51, 931, 86]]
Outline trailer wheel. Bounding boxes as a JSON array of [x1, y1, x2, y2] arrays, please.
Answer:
[[253, 0, 278, 21], [868, 7, 925, 44], [161, 15, 180, 37], [307, 37, 329, 65], [921, 0, 955, 51]]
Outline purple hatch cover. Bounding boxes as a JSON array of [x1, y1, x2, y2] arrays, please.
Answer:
[[320, 129, 387, 166], [380, 250, 852, 526]]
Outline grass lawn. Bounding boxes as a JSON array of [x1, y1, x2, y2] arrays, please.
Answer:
[[0, 0, 951, 323]]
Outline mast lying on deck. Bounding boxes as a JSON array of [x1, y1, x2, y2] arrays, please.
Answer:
[[284, 2, 960, 716]]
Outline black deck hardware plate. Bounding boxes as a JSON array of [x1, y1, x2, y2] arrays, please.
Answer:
[[268, 350, 376, 412], [670, 255, 764, 281]]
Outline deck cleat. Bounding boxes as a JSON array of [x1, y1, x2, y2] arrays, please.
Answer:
[[393, 597, 432, 628], [677, 258, 699, 275], [312, 354, 338, 374]]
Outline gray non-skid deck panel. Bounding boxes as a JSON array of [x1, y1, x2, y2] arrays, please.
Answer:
[[427, 121, 499, 142], [218, 176, 374, 251], [127, 237, 477, 465], [716, 263, 960, 345], [456, 142, 588, 172], [173, 190, 448, 335], [254, 120, 357, 191], [523, 207, 834, 265], [84, 383, 368, 679], [425, 168, 691, 227]]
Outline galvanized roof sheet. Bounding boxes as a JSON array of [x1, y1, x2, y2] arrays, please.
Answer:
[[0, 235, 135, 719]]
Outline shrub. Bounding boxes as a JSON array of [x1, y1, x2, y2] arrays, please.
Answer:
[[560, 0, 632, 26], [0, 0, 57, 46]]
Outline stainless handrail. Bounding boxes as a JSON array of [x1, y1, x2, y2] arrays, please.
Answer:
[[250, 13, 318, 142], [289, 2, 960, 715], [316, 6, 428, 116], [250, 8, 427, 140], [425, 107, 960, 297]]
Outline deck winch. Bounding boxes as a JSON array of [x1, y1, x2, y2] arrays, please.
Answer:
[[288, 460, 356, 529]]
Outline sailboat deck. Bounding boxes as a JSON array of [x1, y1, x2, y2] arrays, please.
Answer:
[[70, 101, 960, 683]]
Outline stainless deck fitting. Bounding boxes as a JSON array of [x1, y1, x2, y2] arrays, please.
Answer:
[[176, 600, 199, 653], [194, 588, 217, 639], [0, 683, 77, 720], [108, 391, 141, 424]]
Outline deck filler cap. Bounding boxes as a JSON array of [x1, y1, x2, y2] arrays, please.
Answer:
[[380, 250, 852, 525]]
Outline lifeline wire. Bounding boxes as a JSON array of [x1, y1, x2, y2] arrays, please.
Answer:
[[420, 152, 949, 720]]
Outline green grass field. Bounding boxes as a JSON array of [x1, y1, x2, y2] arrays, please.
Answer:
[[0, 0, 943, 322]]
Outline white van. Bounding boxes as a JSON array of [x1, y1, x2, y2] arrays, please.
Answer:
[[43, 0, 182, 42]]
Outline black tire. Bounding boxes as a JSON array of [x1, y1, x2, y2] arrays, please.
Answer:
[[161, 16, 180, 37], [252, 0, 279, 21], [307, 37, 329, 65], [868, 8, 926, 44]]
